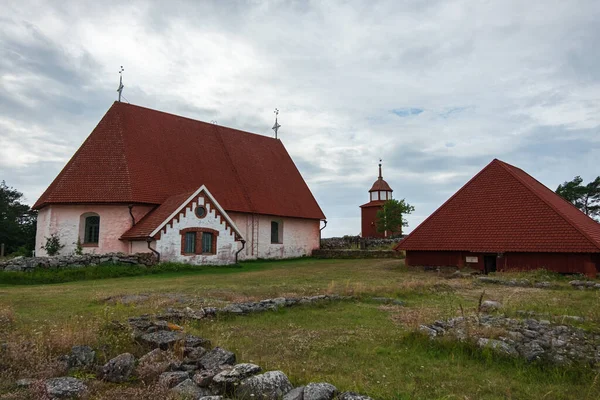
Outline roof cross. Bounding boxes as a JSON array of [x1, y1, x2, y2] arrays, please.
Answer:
[[272, 108, 281, 139], [117, 66, 124, 102]]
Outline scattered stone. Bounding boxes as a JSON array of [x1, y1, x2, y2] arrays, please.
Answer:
[[45, 377, 87, 399], [212, 363, 262, 393], [370, 297, 404, 305], [480, 300, 502, 312], [418, 325, 438, 338], [194, 369, 225, 388], [102, 353, 135, 383], [477, 276, 501, 284], [16, 378, 35, 388], [199, 347, 236, 370], [235, 371, 293, 400], [421, 314, 600, 366], [477, 338, 518, 356], [560, 315, 584, 323], [339, 392, 375, 400], [303, 382, 337, 400], [159, 371, 190, 388], [171, 378, 212, 398], [185, 334, 211, 348], [184, 346, 208, 364], [139, 330, 185, 350], [283, 386, 305, 400], [68, 345, 95, 369]]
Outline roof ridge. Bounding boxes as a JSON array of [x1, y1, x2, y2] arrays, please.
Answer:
[[114, 102, 279, 142], [394, 159, 498, 251], [496, 160, 600, 251]]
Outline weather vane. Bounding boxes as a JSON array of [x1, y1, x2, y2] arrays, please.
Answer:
[[272, 108, 281, 139], [117, 66, 124, 102]]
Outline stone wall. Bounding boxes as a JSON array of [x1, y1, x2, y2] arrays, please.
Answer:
[[0, 253, 157, 272], [320, 235, 403, 250], [312, 249, 403, 259]]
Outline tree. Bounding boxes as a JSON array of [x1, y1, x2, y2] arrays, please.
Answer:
[[375, 198, 415, 236], [0, 181, 37, 256], [556, 176, 600, 221]]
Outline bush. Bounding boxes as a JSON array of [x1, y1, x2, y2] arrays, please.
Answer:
[[42, 234, 64, 256]]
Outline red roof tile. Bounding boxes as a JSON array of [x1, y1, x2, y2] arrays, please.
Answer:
[[34, 102, 325, 221], [395, 159, 600, 253]]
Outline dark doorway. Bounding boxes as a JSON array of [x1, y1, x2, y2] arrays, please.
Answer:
[[484, 255, 497, 274]]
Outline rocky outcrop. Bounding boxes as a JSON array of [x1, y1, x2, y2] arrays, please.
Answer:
[[0, 252, 156, 272], [68, 345, 95, 369], [420, 314, 600, 365]]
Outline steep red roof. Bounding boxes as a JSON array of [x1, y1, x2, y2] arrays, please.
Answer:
[[395, 159, 600, 253], [34, 102, 325, 221]]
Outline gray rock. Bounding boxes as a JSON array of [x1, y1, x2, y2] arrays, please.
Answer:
[[199, 397, 228, 400], [45, 377, 87, 399], [159, 371, 190, 388], [184, 346, 208, 363], [338, 392, 375, 400], [16, 378, 35, 388], [212, 363, 262, 392], [480, 300, 502, 312], [418, 325, 438, 338], [477, 338, 518, 356], [235, 371, 293, 400], [518, 341, 545, 361], [303, 382, 337, 400], [194, 369, 224, 387], [139, 330, 185, 350], [199, 347, 236, 370], [185, 334, 211, 348], [68, 345, 95, 369], [102, 353, 135, 383], [171, 378, 212, 398], [283, 386, 305, 400]]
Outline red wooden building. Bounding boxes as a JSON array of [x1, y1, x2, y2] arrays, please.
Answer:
[[395, 159, 600, 276], [360, 163, 394, 238]]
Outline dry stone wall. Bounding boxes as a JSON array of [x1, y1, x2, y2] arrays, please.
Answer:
[[0, 253, 157, 272]]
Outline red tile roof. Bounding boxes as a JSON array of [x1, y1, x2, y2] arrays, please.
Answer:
[[34, 102, 326, 221], [395, 159, 600, 253]]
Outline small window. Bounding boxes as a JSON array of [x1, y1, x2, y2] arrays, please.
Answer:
[[84, 216, 100, 244], [184, 232, 196, 253], [202, 232, 213, 253], [271, 221, 283, 244], [195, 206, 207, 218]]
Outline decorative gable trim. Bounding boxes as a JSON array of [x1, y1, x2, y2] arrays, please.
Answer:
[[150, 185, 244, 241]]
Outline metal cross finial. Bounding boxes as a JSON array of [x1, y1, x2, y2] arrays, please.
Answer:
[[272, 108, 281, 139], [117, 66, 125, 102], [378, 159, 383, 179]]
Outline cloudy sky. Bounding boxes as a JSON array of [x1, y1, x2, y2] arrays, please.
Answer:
[[1, 0, 599, 237]]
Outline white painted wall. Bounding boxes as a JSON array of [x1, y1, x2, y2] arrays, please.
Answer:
[[155, 195, 241, 265], [229, 212, 320, 260], [35, 204, 154, 256]]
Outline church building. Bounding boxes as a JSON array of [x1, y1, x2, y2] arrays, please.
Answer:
[[34, 102, 326, 264], [360, 162, 394, 238]]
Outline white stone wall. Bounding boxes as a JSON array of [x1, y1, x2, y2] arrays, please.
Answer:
[[35, 204, 154, 256], [155, 195, 241, 265], [229, 212, 320, 260]]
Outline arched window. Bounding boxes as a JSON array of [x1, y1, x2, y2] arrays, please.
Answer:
[[84, 215, 100, 244]]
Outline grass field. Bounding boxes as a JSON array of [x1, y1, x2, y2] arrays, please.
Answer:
[[1, 258, 600, 399]]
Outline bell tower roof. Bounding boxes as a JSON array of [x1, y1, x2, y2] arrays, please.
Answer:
[[369, 162, 393, 192]]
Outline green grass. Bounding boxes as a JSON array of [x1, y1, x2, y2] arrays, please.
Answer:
[[1, 258, 600, 399]]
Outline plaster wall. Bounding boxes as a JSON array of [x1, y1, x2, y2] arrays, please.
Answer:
[[229, 212, 320, 260], [155, 195, 240, 265], [35, 204, 154, 256]]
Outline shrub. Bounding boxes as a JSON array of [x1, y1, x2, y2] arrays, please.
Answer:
[[42, 234, 64, 256]]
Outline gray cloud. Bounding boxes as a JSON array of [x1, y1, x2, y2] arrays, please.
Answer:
[[1, 0, 599, 237]]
